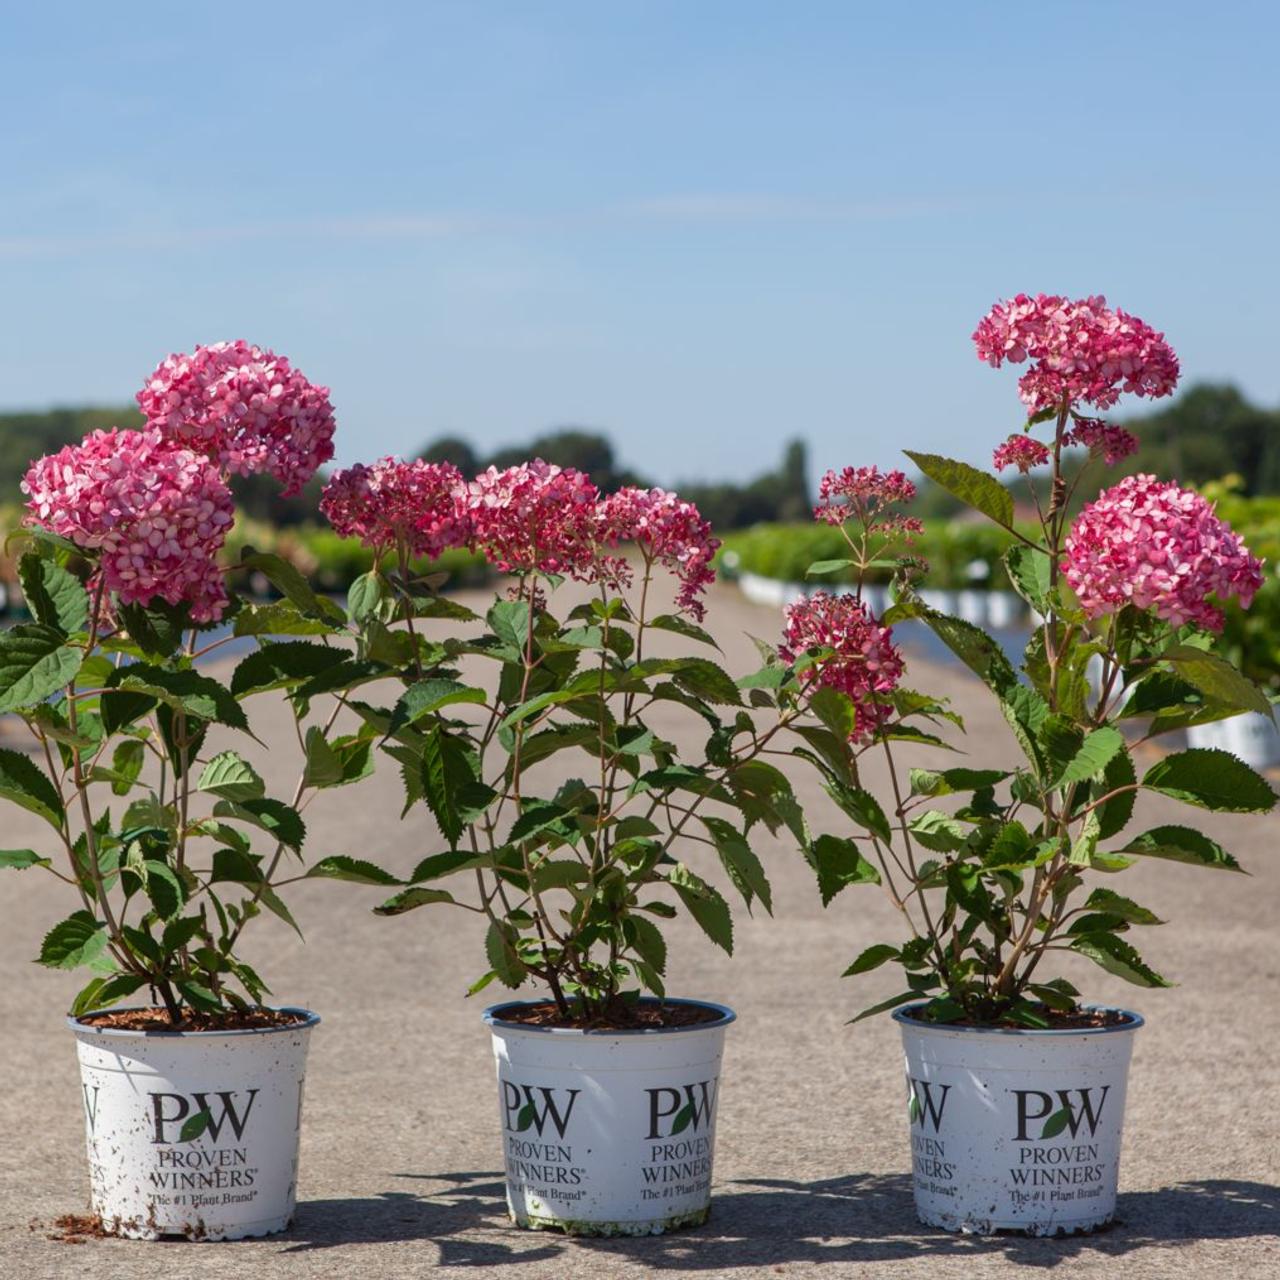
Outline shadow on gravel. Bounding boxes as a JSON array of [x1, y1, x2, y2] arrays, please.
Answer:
[[278, 1171, 1280, 1269]]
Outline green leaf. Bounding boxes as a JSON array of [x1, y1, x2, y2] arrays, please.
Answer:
[[212, 799, 306, 851], [808, 834, 880, 906], [0, 748, 65, 829], [1093, 746, 1136, 839], [826, 780, 892, 843], [234, 600, 337, 637], [904, 450, 1014, 528], [1084, 888, 1163, 925], [849, 991, 919, 1024], [668, 863, 733, 954], [1163, 644, 1274, 720], [701, 815, 772, 914], [419, 726, 474, 848], [1058, 726, 1125, 787], [39, 910, 108, 970], [302, 727, 343, 788], [1041, 1108, 1072, 1140], [0, 849, 50, 870], [1119, 825, 1244, 872], [19, 553, 88, 633], [231, 641, 349, 698], [1004, 544, 1052, 611], [0, 625, 82, 713], [1070, 932, 1172, 988], [389, 679, 486, 733], [373, 886, 456, 915], [809, 686, 856, 740], [625, 914, 668, 974], [347, 571, 384, 624], [487, 600, 532, 653], [407, 849, 484, 882], [179, 1110, 212, 1142], [842, 943, 899, 976], [307, 856, 402, 886], [486, 921, 527, 987], [197, 752, 266, 802], [649, 614, 720, 649], [108, 665, 249, 731], [71, 973, 145, 1017], [1142, 748, 1276, 813], [238, 550, 346, 623], [805, 558, 856, 578], [143, 860, 185, 920]]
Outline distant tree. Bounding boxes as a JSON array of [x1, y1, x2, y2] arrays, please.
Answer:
[[418, 435, 481, 475]]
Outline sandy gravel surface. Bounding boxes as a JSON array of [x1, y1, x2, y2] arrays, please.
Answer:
[[1, 581, 1277, 1279]]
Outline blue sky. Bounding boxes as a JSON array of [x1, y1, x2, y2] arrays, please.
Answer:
[[3, 2, 1277, 485]]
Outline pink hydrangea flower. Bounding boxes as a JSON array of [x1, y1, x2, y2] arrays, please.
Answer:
[[1063, 474, 1263, 631], [321, 458, 470, 559], [779, 592, 904, 743], [973, 294, 1179, 414], [815, 466, 923, 534], [992, 435, 1051, 473], [22, 427, 234, 622], [464, 460, 601, 579], [598, 487, 719, 621], [137, 341, 336, 496], [1066, 418, 1140, 465]]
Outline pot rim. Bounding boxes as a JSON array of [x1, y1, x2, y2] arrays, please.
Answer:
[[484, 995, 736, 1036], [67, 1005, 320, 1039], [892, 1002, 1144, 1037]]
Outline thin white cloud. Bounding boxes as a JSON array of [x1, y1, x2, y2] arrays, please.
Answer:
[[0, 194, 964, 259]]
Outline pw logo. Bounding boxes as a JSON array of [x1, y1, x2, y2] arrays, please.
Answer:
[[149, 1090, 259, 1144], [906, 1077, 950, 1133], [502, 1082, 581, 1138], [646, 1079, 718, 1139], [1013, 1086, 1111, 1141]]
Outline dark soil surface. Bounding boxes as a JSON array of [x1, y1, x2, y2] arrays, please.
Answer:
[[902, 1005, 1134, 1031], [76, 1006, 309, 1033], [495, 999, 725, 1031]]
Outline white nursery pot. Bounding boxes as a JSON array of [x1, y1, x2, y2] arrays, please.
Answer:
[[918, 588, 958, 615], [70, 1007, 319, 1240], [893, 1004, 1142, 1236], [986, 590, 1023, 629], [1187, 713, 1280, 770], [954, 589, 989, 627], [485, 998, 734, 1236]]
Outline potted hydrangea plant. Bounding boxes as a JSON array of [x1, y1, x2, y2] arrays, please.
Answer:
[[317, 457, 812, 1235], [2, 342, 384, 1239], [781, 295, 1275, 1235]]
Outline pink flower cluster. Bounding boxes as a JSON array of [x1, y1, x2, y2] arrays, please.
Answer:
[[814, 466, 923, 535], [137, 340, 335, 496], [779, 592, 904, 743], [992, 435, 1050, 473], [1066, 418, 1139, 465], [22, 428, 234, 621], [973, 294, 1180, 414], [320, 458, 469, 559], [599, 487, 720, 621], [1063, 474, 1263, 631], [463, 460, 603, 580]]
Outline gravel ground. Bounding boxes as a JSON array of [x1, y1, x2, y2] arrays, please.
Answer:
[[1, 580, 1277, 1279]]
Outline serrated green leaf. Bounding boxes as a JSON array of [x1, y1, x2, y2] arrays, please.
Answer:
[[701, 815, 772, 914], [842, 943, 899, 976], [19, 553, 88, 633], [389, 679, 486, 733], [1058, 726, 1125, 787], [1163, 644, 1274, 720], [808, 834, 881, 906], [1142, 748, 1276, 813], [1070, 932, 1172, 987], [1004, 544, 1052, 611], [668, 863, 733, 954], [1084, 888, 1163, 925], [0, 625, 82, 713], [373, 886, 456, 914], [904, 451, 1015, 528], [39, 910, 107, 970], [806, 558, 856, 577], [0, 849, 51, 870], [212, 798, 305, 851], [307, 856, 402, 885], [486, 920, 527, 987], [1119, 824, 1244, 872], [0, 748, 65, 829], [649, 613, 720, 649], [230, 641, 348, 698], [197, 751, 266, 802]]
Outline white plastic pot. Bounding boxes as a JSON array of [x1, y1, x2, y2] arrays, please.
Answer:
[[918, 588, 958, 616], [70, 1007, 319, 1240], [485, 998, 734, 1236], [738, 572, 787, 608], [1187, 713, 1280, 770], [986, 590, 1023, 630], [954, 589, 989, 627], [894, 1004, 1142, 1236]]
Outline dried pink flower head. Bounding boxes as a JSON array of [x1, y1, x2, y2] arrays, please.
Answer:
[[597, 487, 719, 621], [321, 458, 469, 559], [464, 459, 601, 579], [780, 592, 904, 743], [137, 340, 336, 496], [973, 294, 1179, 414], [1066, 418, 1140, 466], [1063, 474, 1263, 632], [992, 435, 1051, 473], [22, 427, 234, 622], [814, 466, 923, 535]]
